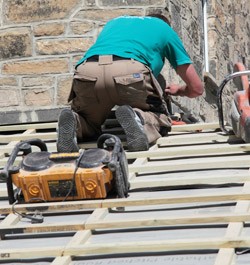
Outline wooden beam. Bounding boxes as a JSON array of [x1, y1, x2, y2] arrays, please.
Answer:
[[0, 214, 20, 226], [130, 171, 250, 189], [213, 182, 250, 265], [156, 132, 240, 146], [1, 236, 250, 260], [0, 190, 250, 214], [126, 142, 250, 159], [129, 154, 250, 173], [171, 122, 220, 132], [0, 221, 85, 234], [0, 246, 61, 260], [64, 236, 250, 256], [51, 256, 71, 265], [85, 211, 250, 230], [3, 211, 250, 235], [0, 122, 57, 132]]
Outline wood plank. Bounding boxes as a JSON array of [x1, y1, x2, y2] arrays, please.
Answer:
[[1, 236, 250, 260], [126, 142, 250, 159], [0, 246, 62, 260], [0, 156, 22, 167], [0, 214, 20, 227], [66, 230, 92, 246], [129, 154, 250, 173], [0, 188, 7, 197], [0, 121, 249, 263], [85, 208, 109, 225], [130, 171, 250, 189], [85, 211, 250, 230], [213, 182, 250, 265], [0, 221, 85, 234], [3, 211, 250, 235], [156, 132, 240, 146], [127, 153, 149, 183], [0, 122, 57, 132], [0, 132, 57, 143], [171, 122, 220, 132], [51, 256, 71, 265], [55, 231, 92, 264], [0, 190, 249, 214], [63, 236, 250, 256]]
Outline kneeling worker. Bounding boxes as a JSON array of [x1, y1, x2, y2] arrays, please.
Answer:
[[57, 14, 204, 153]]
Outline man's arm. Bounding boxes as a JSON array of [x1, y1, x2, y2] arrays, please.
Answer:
[[165, 64, 204, 98]]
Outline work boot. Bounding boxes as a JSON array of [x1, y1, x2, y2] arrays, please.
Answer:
[[115, 105, 149, 152], [57, 109, 79, 153]]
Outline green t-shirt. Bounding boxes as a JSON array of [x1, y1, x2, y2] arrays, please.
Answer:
[[77, 16, 192, 77]]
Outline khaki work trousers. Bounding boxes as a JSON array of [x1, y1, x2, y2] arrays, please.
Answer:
[[68, 55, 171, 144]]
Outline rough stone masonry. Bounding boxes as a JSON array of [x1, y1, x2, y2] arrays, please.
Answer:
[[0, 0, 249, 125]]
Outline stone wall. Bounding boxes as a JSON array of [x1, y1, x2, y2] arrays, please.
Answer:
[[164, 0, 250, 123], [205, 0, 250, 122], [0, 0, 249, 125]]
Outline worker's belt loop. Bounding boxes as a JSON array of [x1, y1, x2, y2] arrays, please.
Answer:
[[98, 55, 113, 65]]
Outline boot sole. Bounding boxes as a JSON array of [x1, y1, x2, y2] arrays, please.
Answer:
[[115, 106, 149, 152], [57, 109, 79, 153]]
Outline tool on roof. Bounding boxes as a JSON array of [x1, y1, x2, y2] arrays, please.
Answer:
[[0, 134, 129, 207], [217, 62, 250, 141]]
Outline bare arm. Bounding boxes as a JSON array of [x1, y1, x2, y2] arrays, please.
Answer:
[[165, 64, 204, 98]]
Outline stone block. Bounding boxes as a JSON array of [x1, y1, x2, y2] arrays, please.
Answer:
[[85, 0, 96, 6], [74, 9, 142, 21], [0, 108, 64, 125], [208, 30, 218, 48], [0, 77, 18, 86], [0, 110, 22, 124], [23, 88, 54, 106], [0, 89, 19, 107], [189, 21, 200, 47], [36, 38, 93, 55], [57, 75, 72, 105], [2, 59, 69, 75], [203, 72, 219, 107], [0, 28, 32, 60], [98, 0, 164, 5], [22, 76, 54, 87], [36, 108, 63, 122], [34, 22, 65, 37], [4, 0, 81, 23], [146, 8, 171, 23], [70, 21, 94, 35], [209, 60, 217, 78], [171, 4, 182, 35]]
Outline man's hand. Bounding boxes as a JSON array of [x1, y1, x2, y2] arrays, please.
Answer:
[[165, 84, 186, 96], [172, 64, 204, 98]]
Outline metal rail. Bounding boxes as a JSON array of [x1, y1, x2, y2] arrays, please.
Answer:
[[217, 70, 250, 134]]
